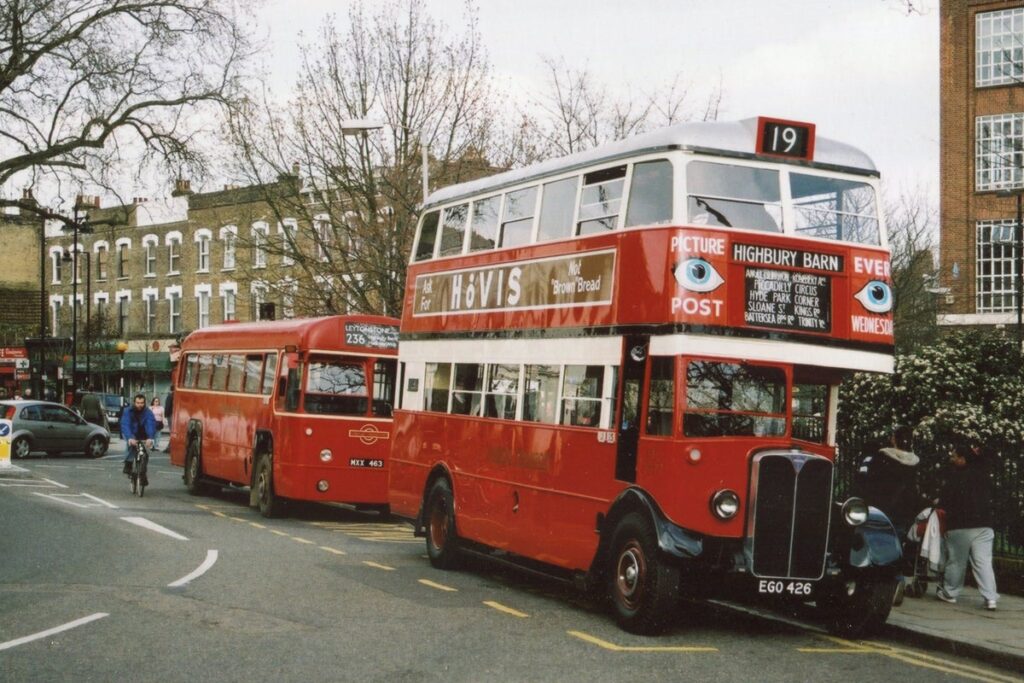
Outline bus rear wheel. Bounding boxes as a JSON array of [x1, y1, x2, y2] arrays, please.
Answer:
[[607, 512, 680, 634], [425, 478, 460, 570], [184, 439, 206, 496], [254, 455, 282, 518]]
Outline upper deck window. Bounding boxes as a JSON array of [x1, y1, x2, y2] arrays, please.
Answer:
[[439, 204, 469, 257], [625, 159, 673, 228], [578, 166, 626, 235], [791, 173, 879, 245], [500, 187, 537, 248], [414, 211, 441, 262], [687, 161, 781, 233], [469, 196, 501, 252], [538, 176, 578, 243]]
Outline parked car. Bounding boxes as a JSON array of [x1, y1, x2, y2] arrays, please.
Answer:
[[0, 400, 110, 458]]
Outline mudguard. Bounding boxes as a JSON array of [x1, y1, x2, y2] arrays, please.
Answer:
[[608, 488, 704, 560], [847, 507, 902, 569]]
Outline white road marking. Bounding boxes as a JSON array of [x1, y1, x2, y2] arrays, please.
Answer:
[[168, 550, 219, 587], [120, 516, 188, 540], [31, 492, 91, 508], [40, 478, 69, 489], [0, 480, 60, 488], [80, 493, 117, 509], [0, 613, 109, 652]]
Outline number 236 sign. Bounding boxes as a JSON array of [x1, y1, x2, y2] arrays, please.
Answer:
[[756, 116, 815, 161]]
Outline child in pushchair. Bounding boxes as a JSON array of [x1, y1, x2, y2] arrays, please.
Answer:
[[903, 506, 945, 598]]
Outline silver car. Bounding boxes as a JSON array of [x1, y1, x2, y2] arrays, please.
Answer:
[[1, 400, 110, 459]]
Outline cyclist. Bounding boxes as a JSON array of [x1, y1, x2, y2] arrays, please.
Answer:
[[121, 393, 156, 483]]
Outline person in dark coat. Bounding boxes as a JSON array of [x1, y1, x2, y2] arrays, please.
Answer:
[[935, 443, 999, 610], [852, 424, 920, 535], [80, 392, 109, 432]]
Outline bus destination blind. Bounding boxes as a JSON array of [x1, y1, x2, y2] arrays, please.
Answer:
[[345, 322, 399, 350], [743, 268, 831, 333]]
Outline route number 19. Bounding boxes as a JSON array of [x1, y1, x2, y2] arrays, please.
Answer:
[[757, 117, 814, 160]]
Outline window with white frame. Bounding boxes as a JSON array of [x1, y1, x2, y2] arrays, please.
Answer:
[[169, 291, 181, 333], [197, 289, 210, 328], [144, 239, 157, 276], [96, 246, 108, 280], [222, 228, 237, 269], [197, 234, 210, 272], [977, 8, 1024, 87], [71, 250, 82, 283], [976, 113, 1024, 191], [51, 251, 63, 284], [222, 288, 236, 322], [314, 217, 332, 261], [977, 219, 1019, 313], [281, 220, 297, 265], [251, 282, 267, 319], [253, 224, 268, 268], [118, 295, 130, 336], [117, 243, 129, 278], [51, 299, 62, 336], [145, 293, 158, 333], [168, 236, 181, 273], [282, 282, 296, 319], [95, 295, 108, 324]]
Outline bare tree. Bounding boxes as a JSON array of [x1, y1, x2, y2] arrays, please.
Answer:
[[0, 0, 252, 226], [229, 0, 496, 317], [886, 189, 939, 352]]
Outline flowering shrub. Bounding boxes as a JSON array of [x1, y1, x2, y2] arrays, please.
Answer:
[[837, 330, 1024, 549]]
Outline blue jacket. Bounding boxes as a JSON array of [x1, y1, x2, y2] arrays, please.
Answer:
[[120, 406, 157, 441]]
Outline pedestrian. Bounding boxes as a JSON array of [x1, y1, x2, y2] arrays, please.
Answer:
[[935, 443, 999, 611], [80, 390, 109, 432], [13, 390, 22, 400], [119, 393, 156, 479], [163, 386, 174, 452], [150, 396, 164, 450], [23, 388, 32, 399], [852, 424, 920, 536]]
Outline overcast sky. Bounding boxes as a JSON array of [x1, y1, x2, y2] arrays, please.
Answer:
[[258, 0, 938, 198]]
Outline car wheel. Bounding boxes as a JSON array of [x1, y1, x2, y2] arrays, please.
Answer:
[[86, 436, 108, 459], [254, 455, 282, 518], [11, 436, 31, 459]]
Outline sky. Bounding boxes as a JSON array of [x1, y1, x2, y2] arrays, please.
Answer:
[[256, 0, 939, 199]]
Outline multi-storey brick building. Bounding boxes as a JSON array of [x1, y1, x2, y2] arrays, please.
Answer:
[[45, 176, 333, 400], [939, 0, 1024, 333], [0, 192, 45, 396]]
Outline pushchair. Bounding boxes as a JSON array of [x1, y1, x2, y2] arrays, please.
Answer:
[[903, 507, 945, 598]]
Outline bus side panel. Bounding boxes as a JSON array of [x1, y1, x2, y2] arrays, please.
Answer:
[[272, 415, 391, 504], [388, 410, 433, 519]]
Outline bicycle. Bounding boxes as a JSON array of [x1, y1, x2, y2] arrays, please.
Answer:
[[130, 441, 150, 497]]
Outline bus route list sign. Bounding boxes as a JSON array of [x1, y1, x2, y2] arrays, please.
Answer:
[[344, 323, 399, 350], [743, 267, 831, 333]]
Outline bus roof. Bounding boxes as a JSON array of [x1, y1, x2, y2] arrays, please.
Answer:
[[180, 314, 399, 353], [424, 118, 877, 210]]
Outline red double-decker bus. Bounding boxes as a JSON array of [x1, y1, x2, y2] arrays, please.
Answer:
[[169, 315, 399, 517], [389, 117, 902, 635]]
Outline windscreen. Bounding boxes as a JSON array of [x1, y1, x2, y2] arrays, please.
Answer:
[[683, 360, 787, 437], [304, 355, 369, 416]]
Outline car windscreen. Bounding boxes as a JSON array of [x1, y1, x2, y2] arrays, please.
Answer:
[[101, 395, 122, 409]]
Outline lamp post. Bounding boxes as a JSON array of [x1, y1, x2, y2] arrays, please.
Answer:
[[340, 119, 429, 202], [996, 188, 1023, 350], [116, 341, 128, 401]]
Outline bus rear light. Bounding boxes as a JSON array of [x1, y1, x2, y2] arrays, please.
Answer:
[[320, 449, 333, 462], [317, 480, 329, 492], [688, 448, 702, 464], [711, 489, 740, 520]]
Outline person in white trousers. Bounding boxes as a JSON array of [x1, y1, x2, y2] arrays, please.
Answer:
[[935, 443, 999, 610]]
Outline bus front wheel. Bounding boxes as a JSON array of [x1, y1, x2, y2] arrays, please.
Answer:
[[254, 455, 282, 518], [607, 512, 680, 634], [818, 577, 896, 638], [425, 478, 460, 570]]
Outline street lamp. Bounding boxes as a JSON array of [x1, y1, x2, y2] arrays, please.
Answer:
[[996, 188, 1023, 350], [61, 248, 92, 389], [116, 341, 128, 400], [61, 198, 94, 393], [340, 119, 429, 202]]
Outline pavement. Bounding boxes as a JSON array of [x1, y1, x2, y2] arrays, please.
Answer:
[[886, 582, 1024, 672]]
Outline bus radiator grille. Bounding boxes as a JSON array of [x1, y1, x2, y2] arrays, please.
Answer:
[[749, 453, 832, 580]]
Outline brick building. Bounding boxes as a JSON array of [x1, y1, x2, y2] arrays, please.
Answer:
[[44, 176, 341, 400], [938, 1, 1024, 333], [0, 195, 44, 396]]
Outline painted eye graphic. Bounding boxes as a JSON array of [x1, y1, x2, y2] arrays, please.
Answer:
[[674, 258, 725, 293], [854, 280, 893, 313]]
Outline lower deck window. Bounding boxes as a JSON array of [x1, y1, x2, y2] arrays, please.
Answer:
[[684, 361, 786, 437], [561, 365, 604, 427]]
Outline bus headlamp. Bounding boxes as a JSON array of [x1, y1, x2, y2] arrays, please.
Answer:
[[841, 497, 869, 526], [320, 449, 333, 462], [711, 489, 740, 520]]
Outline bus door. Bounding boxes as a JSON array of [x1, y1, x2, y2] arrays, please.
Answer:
[[616, 335, 648, 482]]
